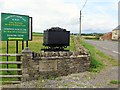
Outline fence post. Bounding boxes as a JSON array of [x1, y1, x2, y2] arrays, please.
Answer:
[[22, 47, 33, 82]]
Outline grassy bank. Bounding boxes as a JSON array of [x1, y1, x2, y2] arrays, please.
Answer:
[[79, 39, 104, 72], [79, 38, 117, 72]]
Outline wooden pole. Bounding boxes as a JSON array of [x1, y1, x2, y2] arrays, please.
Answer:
[[16, 41, 21, 81], [79, 10, 82, 37], [22, 41, 24, 50], [26, 41, 28, 47], [16, 41, 18, 53]]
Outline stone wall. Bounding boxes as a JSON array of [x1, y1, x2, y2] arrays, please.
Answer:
[[22, 47, 90, 82]]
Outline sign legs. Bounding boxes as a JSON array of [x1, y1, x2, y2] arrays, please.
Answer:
[[6, 41, 9, 72]]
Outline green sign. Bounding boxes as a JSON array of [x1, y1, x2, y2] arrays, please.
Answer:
[[1, 13, 30, 41]]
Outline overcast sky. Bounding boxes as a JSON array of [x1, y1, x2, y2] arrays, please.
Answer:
[[0, 0, 119, 33]]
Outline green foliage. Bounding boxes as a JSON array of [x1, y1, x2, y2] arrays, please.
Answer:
[[79, 39, 104, 72], [37, 77, 44, 88], [110, 80, 120, 84], [56, 77, 62, 81]]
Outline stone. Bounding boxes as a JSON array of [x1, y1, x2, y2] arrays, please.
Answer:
[[21, 46, 90, 82], [39, 60, 57, 71]]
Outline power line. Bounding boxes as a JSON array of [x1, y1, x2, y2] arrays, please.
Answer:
[[81, 0, 88, 11]]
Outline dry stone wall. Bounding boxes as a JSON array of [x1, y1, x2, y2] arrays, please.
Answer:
[[21, 36, 90, 82], [22, 50, 90, 82]]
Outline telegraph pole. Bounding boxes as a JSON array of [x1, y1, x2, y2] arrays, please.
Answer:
[[79, 0, 88, 37], [79, 10, 82, 37]]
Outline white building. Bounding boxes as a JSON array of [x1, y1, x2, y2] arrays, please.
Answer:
[[112, 25, 120, 40]]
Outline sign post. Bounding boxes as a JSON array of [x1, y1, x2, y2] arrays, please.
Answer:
[[6, 41, 8, 72]]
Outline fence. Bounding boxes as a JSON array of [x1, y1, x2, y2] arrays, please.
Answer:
[[0, 54, 22, 84]]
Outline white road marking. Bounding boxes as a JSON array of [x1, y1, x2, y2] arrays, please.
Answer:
[[112, 51, 120, 54]]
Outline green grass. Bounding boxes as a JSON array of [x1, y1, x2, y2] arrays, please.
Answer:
[[110, 80, 120, 84], [56, 77, 62, 81], [79, 38, 105, 72], [32, 32, 43, 36], [79, 38, 118, 72]]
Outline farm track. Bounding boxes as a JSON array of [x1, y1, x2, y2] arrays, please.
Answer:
[[1, 36, 119, 88]]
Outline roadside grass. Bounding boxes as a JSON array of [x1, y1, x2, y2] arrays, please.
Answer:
[[95, 49, 118, 66], [79, 38, 104, 72], [79, 38, 118, 72], [110, 80, 120, 84]]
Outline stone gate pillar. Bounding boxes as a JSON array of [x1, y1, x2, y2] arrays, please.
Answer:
[[22, 47, 33, 82]]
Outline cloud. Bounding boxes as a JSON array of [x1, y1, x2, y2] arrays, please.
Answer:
[[80, 0, 118, 33], [1, 0, 80, 32], [0, 0, 118, 33]]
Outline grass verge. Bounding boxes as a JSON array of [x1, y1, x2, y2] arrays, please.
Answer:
[[110, 80, 120, 84], [79, 39, 105, 72], [79, 38, 118, 72]]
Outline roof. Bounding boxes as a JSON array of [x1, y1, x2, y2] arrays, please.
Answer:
[[113, 25, 120, 30]]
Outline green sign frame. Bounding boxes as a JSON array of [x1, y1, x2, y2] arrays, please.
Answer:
[[1, 13, 31, 41]]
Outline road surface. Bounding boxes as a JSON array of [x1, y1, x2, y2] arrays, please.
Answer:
[[84, 39, 119, 60]]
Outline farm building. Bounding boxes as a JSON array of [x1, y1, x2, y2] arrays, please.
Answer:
[[112, 25, 120, 40], [100, 25, 120, 41], [99, 32, 112, 40]]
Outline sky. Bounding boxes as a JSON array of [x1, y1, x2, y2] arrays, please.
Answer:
[[0, 0, 119, 33]]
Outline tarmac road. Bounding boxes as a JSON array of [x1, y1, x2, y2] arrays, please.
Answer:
[[84, 39, 119, 60]]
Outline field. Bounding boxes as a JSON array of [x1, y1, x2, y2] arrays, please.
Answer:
[[1, 35, 75, 53], [82, 36, 98, 40]]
